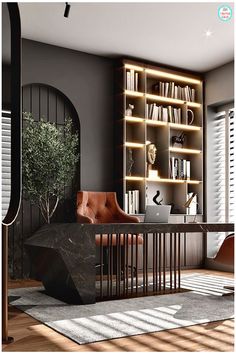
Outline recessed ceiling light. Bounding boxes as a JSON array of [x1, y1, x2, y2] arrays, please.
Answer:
[[205, 30, 213, 37]]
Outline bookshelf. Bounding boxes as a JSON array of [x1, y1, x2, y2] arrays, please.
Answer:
[[115, 59, 204, 216]]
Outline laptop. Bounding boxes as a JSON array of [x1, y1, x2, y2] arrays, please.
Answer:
[[144, 205, 171, 223]]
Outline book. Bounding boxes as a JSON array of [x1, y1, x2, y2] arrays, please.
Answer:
[[130, 69, 135, 91], [135, 72, 139, 91], [124, 193, 128, 213], [186, 160, 190, 180], [126, 71, 131, 90]]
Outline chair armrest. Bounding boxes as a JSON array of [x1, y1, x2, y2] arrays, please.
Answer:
[[76, 213, 93, 224], [116, 209, 140, 223]]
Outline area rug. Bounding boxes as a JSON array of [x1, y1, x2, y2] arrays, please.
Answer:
[[9, 274, 234, 344]]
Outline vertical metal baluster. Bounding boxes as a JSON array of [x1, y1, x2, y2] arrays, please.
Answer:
[[123, 234, 126, 295], [156, 232, 158, 292], [116, 233, 118, 297], [107, 234, 110, 298], [146, 233, 148, 293], [143, 233, 146, 293], [163, 233, 166, 291], [110, 234, 113, 297], [126, 233, 129, 295], [159, 233, 162, 292], [174, 233, 177, 290], [136, 233, 138, 294], [178, 233, 181, 290], [153, 233, 155, 292], [170, 233, 172, 292], [118, 233, 121, 297], [131, 234, 134, 295], [100, 234, 103, 299]]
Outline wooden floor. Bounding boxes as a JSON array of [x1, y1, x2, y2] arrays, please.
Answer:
[[2, 269, 234, 352]]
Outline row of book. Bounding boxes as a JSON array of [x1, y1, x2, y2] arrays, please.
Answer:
[[126, 70, 139, 91], [153, 82, 196, 102], [124, 190, 139, 214], [146, 103, 182, 123], [170, 157, 190, 180]]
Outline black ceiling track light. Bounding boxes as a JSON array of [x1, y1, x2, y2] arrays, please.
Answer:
[[64, 2, 71, 18]]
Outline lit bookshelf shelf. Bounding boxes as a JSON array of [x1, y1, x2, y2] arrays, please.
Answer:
[[169, 122, 201, 131], [146, 177, 185, 184], [125, 90, 144, 97], [125, 176, 144, 181], [169, 147, 202, 154], [125, 116, 144, 123], [145, 68, 201, 85], [146, 93, 201, 108], [125, 142, 144, 148], [146, 119, 167, 126]]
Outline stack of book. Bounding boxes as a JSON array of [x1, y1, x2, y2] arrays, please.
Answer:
[[146, 103, 181, 123], [125, 190, 139, 214], [186, 192, 197, 214], [153, 82, 196, 102], [170, 157, 190, 180], [126, 70, 139, 91]]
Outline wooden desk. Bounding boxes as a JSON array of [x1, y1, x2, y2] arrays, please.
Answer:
[[25, 222, 234, 304]]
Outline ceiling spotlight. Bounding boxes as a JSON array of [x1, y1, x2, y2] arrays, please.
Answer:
[[64, 2, 71, 18], [205, 30, 213, 37]]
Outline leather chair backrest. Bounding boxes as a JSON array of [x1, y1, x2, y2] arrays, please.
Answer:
[[77, 191, 124, 224]]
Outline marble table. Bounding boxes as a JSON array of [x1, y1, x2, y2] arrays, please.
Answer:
[[25, 222, 234, 304]]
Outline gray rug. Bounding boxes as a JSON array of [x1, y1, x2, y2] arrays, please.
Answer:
[[9, 274, 234, 344]]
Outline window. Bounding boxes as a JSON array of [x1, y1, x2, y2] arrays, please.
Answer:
[[207, 104, 234, 257]]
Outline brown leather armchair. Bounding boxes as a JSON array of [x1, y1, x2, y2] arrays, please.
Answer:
[[214, 233, 234, 295], [76, 191, 143, 246]]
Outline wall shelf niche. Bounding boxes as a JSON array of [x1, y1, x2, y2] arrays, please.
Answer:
[[115, 59, 204, 216]]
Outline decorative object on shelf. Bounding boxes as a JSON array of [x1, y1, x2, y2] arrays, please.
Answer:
[[184, 192, 198, 222], [148, 169, 159, 178], [126, 148, 134, 176], [183, 102, 194, 125], [147, 143, 157, 164], [22, 113, 79, 224], [125, 104, 134, 116], [147, 143, 157, 175], [171, 132, 185, 147], [64, 2, 71, 18], [153, 190, 163, 205]]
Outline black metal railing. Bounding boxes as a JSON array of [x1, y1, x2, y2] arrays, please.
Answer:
[[96, 232, 182, 301]]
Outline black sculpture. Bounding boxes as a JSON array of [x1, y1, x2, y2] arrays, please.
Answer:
[[172, 132, 185, 147], [153, 190, 163, 205]]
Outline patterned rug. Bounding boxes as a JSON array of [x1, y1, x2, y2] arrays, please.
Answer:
[[9, 274, 234, 344]]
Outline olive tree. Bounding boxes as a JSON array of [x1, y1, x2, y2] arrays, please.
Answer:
[[22, 113, 79, 223]]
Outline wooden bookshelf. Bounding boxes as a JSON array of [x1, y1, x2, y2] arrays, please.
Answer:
[[115, 59, 204, 216]]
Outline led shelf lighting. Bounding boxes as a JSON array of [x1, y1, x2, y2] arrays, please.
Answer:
[[169, 123, 201, 131], [146, 93, 201, 108], [169, 147, 201, 154], [145, 68, 201, 85], [125, 116, 144, 123], [125, 90, 144, 97], [125, 142, 144, 148], [125, 176, 144, 181], [124, 64, 144, 72], [146, 177, 185, 183], [146, 120, 167, 126]]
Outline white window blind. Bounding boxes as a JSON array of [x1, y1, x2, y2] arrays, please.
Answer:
[[228, 109, 235, 223], [1, 110, 11, 220], [212, 107, 234, 223]]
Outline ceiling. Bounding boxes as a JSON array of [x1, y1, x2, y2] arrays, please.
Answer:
[[19, 2, 234, 72]]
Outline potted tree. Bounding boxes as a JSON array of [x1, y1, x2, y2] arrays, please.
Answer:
[[22, 112, 79, 224]]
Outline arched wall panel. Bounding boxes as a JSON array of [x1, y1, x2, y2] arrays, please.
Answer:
[[9, 83, 80, 278]]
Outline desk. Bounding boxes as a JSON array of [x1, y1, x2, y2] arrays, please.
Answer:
[[25, 222, 234, 304]]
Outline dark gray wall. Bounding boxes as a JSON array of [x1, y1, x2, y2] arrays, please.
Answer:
[[22, 39, 114, 191]]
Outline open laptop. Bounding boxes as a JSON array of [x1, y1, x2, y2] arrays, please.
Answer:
[[144, 205, 171, 223]]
